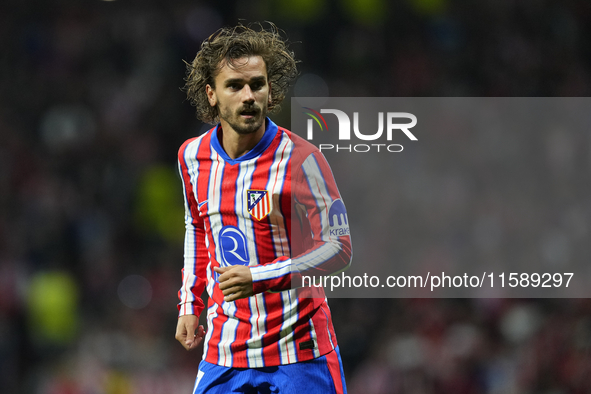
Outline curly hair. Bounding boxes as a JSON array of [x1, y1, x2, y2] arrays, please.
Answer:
[[183, 22, 299, 124]]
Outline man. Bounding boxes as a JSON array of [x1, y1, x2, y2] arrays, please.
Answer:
[[175, 23, 352, 394]]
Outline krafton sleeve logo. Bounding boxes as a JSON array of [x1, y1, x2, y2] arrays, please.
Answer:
[[328, 199, 350, 237], [303, 107, 417, 153]]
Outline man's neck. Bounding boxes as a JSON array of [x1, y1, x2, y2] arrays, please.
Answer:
[[218, 119, 267, 160]]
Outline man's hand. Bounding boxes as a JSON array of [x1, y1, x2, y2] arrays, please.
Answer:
[[175, 314, 206, 351], [214, 265, 254, 302]]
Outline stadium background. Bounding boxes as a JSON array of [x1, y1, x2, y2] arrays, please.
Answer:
[[2, 0, 591, 393]]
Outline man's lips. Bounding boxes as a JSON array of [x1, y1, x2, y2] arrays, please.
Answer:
[[240, 109, 258, 118]]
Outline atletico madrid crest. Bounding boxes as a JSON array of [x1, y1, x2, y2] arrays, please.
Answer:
[[247, 189, 271, 221]]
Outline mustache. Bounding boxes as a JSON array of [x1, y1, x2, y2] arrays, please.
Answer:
[[237, 105, 261, 114]]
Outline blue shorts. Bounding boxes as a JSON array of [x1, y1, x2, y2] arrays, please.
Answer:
[[193, 346, 347, 394]]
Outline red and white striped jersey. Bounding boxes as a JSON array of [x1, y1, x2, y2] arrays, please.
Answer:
[[177, 118, 352, 368]]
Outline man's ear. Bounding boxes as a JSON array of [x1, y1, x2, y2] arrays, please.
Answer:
[[206, 84, 217, 107], [267, 81, 272, 105]]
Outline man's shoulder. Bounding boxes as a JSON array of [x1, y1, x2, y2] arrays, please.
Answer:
[[277, 125, 320, 164], [178, 127, 214, 159]]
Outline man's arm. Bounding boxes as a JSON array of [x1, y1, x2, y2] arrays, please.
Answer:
[[176, 141, 209, 347], [175, 315, 206, 351], [218, 150, 352, 299]]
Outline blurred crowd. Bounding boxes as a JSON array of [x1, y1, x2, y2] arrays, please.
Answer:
[[2, 0, 591, 393]]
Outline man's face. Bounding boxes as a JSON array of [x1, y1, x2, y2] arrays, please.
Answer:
[[207, 56, 271, 135]]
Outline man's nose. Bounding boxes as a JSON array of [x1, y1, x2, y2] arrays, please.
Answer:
[[241, 85, 255, 103]]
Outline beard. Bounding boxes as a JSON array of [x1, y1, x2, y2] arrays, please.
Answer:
[[218, 102, 268, 135]]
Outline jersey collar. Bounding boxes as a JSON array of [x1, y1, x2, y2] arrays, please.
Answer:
[[211, 117, 279, 164]]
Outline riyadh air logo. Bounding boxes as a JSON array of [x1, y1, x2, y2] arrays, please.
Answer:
[[302, 107, 417, 153], [218, 225, 250, 281], [328, 199, 350, 237], [247, 189, 271, 221]]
